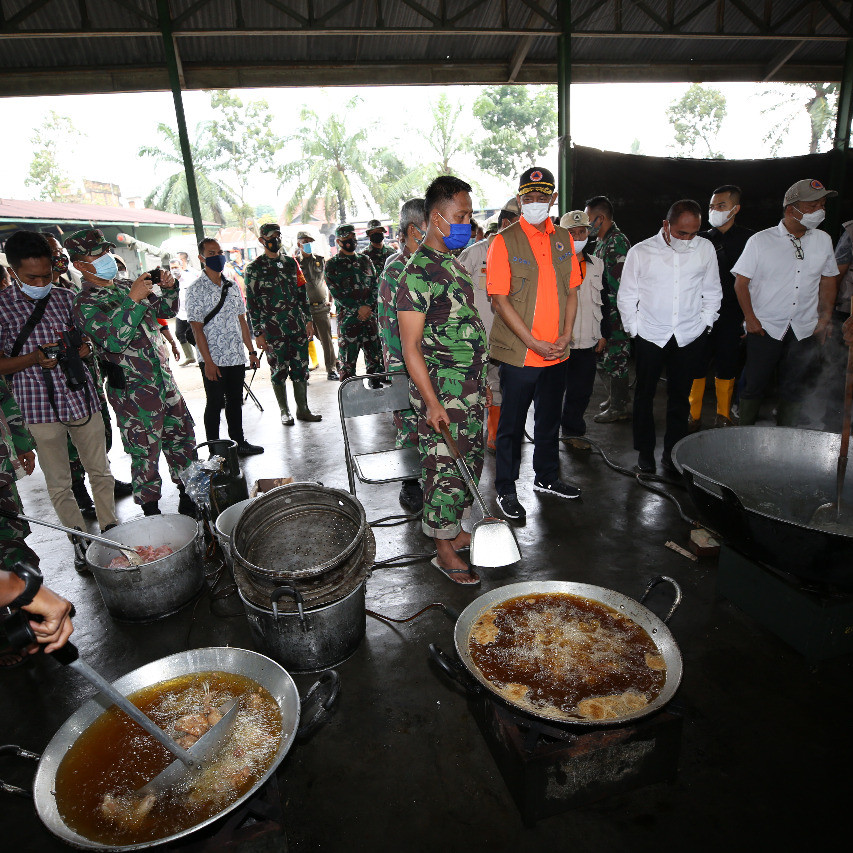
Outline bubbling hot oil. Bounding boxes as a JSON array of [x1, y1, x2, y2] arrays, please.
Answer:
[[468, 593, 666, 719], [53, 671, 282, 845]]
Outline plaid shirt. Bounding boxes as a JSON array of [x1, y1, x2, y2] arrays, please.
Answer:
[[0, 283, 100, 424]]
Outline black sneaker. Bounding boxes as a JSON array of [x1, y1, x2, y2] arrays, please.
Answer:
[[496, 493, 526, 521], [533, 479, 581, 500], [398, 479, 423, 513], [236, 441, 264, 457], [142, 500, 161, 516], [661, 454, 679, 476], [633, 454, 655, 474], [367, 377, 383, 389], [327, 370, 340, 380], [113, 479, 134, 497]]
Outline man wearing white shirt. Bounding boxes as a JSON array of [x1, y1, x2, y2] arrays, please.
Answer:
[[618, 200, 722, 473], [732, 179, 839, 427]]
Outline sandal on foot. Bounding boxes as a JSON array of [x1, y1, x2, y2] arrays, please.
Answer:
[[430, 557, 480, 586]]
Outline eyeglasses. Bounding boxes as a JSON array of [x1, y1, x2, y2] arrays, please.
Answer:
[[790, 236, 804, 260]]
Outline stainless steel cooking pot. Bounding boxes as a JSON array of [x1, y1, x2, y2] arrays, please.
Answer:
[[214, 498, 254, 569], [85, 515, 204, 622], [436, 577, 683, 727], [6, 647, 337, 851]]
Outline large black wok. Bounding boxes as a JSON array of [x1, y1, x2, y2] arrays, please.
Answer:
[[672, 427, 853, 588]]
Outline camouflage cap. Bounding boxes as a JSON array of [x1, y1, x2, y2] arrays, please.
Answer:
[[296, 230, 315, 242], [486, 222, 499, 234], [259, 223, 281, 238], [366, 219, 386, 234], [335, 224, 356, 238], [560, 210, 590, 228], [64, 228, 116, 258]]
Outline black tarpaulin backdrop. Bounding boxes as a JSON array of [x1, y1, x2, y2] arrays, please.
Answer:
[[570, 145, 853, 245]]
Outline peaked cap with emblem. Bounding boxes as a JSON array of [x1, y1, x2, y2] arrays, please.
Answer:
[[259, 223, 281, 237], [518, 167, 556, 196], [64, 228, 116, 259], [335, 224, 356, 238]]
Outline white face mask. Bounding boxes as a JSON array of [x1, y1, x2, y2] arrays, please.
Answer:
[[522, 201, 551, 225], [708, 209, 733, 228], [573, 238, 588, 254], [796, 207, 825, 229], [670, 236, 695, 253]]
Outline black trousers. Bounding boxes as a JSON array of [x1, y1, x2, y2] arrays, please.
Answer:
[[175, 318, 191, 344], [633, 334, 704, 459], [741, 328, 818, 402], [693, 312, 743, 381], [495, 361, 567, 496], [199, 364, 246, 443], [560, 347, 598, 437]]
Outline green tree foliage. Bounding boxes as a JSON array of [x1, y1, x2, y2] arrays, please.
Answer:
[[472, 85, 558, 179], [760, 83, 838, 155], [427, 93, 470, 174], [138, 123, 236, 223], [281, 97, 378, 223], [370, 148, 430, 219], [666, 84, 728, 159], [25, 112, 83, 201]]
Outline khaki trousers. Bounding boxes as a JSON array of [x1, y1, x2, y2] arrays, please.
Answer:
[[28, 414, 117, 532]]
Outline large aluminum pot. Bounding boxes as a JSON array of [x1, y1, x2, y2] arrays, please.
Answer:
[[672, 427, 853, 588], [85, 515, 203, 622], [214, 498, 253, 569], [446, 577, 683, 727], [239, 581, 366, 673], [30, 647, 306, 850]]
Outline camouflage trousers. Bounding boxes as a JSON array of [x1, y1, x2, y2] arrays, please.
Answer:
[[390, 367, 418, 449], [409, 364, 486, 539], [68, 402, 112, 485], [110, 386, 197, 505], [597, 308, 631, 380], [338, 312, 383, 380], [266, 334, 310, 385], [0, 470, 38, 571]]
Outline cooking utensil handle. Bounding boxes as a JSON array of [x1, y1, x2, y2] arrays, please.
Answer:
[[428, 644, 482, 695], [271, 585, 307, 630], [50, 642, 198, 768], [438, 423, 491, 518], [0, 745, 39, 799], [640, 576, 683, 624], [0, 507, 140, 553], [681, 465, 744, 510], [296, 670, 340, 740]]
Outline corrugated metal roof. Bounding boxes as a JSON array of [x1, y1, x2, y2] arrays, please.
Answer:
[[0, 198, 215, 227]]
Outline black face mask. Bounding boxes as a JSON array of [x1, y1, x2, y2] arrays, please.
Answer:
[[263, 237, 282, 252], [341, 239, 356, 253], [369, 233, 384, 245]]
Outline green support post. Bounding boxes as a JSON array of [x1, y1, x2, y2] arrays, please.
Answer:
[[157, 0, 205, 244], [830, 39, 853, 238], [557, 2, 572, 215]]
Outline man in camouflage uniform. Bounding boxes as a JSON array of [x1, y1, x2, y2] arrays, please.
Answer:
[[245, 223, 321, 425], [324, 224, 383, 383], [584, 196, 633, 423], [295, 230, 338, 380], [364, 219, 395, 274], [378, 198, 427, 513], [67, 229, 196, 517], [397, 176, 488, 586]]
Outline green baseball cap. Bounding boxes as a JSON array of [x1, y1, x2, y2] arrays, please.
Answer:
[[64, 228, 116, 259], [335, 224, 356, 238], [259, 223, 281, 237]]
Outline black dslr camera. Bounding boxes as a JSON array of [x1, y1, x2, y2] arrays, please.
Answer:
[[52, 328, 89, 392]]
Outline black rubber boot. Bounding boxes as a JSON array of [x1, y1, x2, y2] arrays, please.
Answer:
[[72, 479, 98, 519], [142, 500, 161, 516], [177, 486, 197, 518]]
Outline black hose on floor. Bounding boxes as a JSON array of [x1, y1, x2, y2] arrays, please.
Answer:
[[366, 602, 455, 623]]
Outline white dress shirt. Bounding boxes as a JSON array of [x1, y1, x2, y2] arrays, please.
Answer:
[[730, 221, 839, 341], [617, 230, 722, 348]]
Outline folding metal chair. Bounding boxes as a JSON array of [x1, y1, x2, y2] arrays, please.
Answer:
[[338, 373, 421, 496]]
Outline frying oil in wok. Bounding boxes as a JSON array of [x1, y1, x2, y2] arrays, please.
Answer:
[[53, 671, 282, 845], [469, 594, 666, 720]]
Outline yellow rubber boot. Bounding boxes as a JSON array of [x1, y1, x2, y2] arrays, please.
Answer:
[[689, 378, 705, 422], [716, 378, 736, 419], [308, 340, 319, 370]]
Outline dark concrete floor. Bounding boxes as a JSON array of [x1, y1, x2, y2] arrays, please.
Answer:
[[1, 365, 851, 852]]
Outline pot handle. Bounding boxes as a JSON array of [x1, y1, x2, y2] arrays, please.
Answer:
[[640, 576, 683, 624], [271, 586, 307, 632], [682, 465, 745, 510], [428, 644, 482, 696], [0, 745, 39, 799], [296, 670, 340, 741]]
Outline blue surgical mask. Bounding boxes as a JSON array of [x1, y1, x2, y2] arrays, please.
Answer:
[[93, 253, 118, 281], [437, 213, 471, 250], [205, 254, 227, 273], [302, 243, 312, 254], [19, 281, 53, 300]]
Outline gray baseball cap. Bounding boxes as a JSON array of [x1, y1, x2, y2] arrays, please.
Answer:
[[783, 178, 837, 206]]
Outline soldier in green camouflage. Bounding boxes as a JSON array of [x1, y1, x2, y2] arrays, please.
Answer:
[[245, 223, 321, 424], [397, 176, 488, 586], [324, 224, 383, 382], [67, 229, 197, 517], [378, 198, 427, 513], [584, 196, 633, 422], [364, 219, 395, 273]]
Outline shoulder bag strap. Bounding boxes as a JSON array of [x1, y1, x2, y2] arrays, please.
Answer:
[[203, 280, 233, 327], [9, 290, 53, 358]]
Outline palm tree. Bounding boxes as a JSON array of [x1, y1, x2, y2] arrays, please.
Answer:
[[281, 97, 379, 224], [761, 83, 839, 155], [139, 124, 236, 224]]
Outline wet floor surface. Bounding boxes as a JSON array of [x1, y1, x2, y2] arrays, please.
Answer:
[[1, 367, 851, 852]]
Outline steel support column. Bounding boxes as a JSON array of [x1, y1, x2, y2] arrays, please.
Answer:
[[157, 0, 204, 243], [557, 1, 571, 214], [830, 39, 853, 236]]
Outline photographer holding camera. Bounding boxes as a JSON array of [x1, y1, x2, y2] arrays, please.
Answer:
[[0, 231, 118, 572]]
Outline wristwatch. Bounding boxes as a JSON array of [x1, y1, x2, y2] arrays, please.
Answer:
[[7, 561, 43, 610]]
